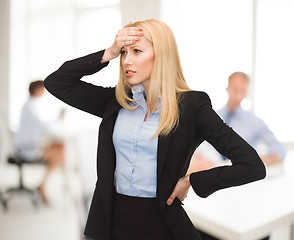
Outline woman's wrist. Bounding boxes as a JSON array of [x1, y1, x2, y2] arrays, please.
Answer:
[[101, 47, 117, 63], [185, 174, 191, 187]]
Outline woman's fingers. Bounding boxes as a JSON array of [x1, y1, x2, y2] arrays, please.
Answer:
[[117, 27, 143, 40], [113, 27, 143, 51], [105, 26, 144, 61], [116, 35, 141, 44], [166, 192, 176, 206], [123, 22, 133, 28], [166, 175, 191, 206]]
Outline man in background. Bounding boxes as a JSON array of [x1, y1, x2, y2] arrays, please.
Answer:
[[188, 71, 286, 174], [188, 72, 286, 240], [220, 72, 286, 164]]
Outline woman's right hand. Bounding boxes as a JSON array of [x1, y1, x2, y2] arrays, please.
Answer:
[[101, 23, 144, 63]]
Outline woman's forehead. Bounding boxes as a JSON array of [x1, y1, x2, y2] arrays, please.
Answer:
[[122, 37, 152, 50]]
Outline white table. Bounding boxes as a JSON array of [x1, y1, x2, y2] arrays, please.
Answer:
[[184, 151, 294, 240]]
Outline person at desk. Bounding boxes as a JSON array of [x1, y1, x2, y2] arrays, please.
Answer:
[[188, 71, 286, 173], [219, 72, 286, 165], [44, 19, 266, 240], [188, 72, 286, 240], [13, 80, 64, 203]]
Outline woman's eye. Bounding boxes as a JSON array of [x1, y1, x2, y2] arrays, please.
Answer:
[[121, 50, 127, 55], [134, 49, 141, 53]]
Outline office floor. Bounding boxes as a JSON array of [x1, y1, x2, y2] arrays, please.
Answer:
[[0, 164, 83, 240]]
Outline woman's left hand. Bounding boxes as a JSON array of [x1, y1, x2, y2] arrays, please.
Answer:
[[166, 175, 191, 206]]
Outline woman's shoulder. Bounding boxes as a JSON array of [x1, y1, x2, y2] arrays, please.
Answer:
[[180, 90, 211, 103], [177, 91, 212, 117], [177, 91, 213, 123]]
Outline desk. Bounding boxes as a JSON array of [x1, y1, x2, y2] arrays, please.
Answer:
[[184, 151, 294, 240]]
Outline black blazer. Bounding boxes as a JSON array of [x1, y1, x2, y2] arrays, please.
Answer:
[[44, 50, 266, 240]]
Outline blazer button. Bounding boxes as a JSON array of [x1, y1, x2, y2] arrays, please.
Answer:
[[160, 201, 166, 208]]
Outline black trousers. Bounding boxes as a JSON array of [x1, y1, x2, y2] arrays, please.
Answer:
[[111, 192, 175, 240], [198, 229, 270, 240]]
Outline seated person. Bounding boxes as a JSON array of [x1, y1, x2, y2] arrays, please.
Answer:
[[187, 71, 286, 240], [188, 71, 286, 174], [13, 80, 65, 203]]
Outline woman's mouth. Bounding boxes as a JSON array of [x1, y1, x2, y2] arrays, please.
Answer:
[[125, 69, 136, 77]]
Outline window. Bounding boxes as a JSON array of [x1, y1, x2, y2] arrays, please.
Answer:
[[161, 0, 293, 142], [10, 0, 121, 130], [255, 0, 294, 142]]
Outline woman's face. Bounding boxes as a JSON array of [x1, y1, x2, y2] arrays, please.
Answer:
[[121, 36, 154, 90]]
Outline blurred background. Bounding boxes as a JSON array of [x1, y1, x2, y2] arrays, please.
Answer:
[[0, 0, 293, 240]]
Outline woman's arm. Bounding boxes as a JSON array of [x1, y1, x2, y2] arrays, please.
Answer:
[[167, 92, 266, 203], [44, 24, 144, 117], [44, 50, 115, 117]]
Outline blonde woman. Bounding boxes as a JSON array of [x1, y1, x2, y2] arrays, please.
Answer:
[[44, 19, 265, 240]]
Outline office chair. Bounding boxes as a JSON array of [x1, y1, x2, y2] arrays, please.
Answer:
[[2, 154, 46, 209], [0, 190, 7, 209]]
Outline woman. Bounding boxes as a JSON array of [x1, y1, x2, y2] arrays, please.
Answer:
[[44, 19, 266, 240]]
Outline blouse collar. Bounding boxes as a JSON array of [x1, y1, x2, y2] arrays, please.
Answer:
[[131, 84, 161, 113]]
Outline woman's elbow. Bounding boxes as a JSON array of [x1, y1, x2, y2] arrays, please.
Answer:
[[252, 157, 267, 181], [43, 75, 53, 91]]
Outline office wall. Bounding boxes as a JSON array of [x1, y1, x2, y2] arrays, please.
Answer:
[[0, 0, 10, 127], [120, 0, 161, 23]]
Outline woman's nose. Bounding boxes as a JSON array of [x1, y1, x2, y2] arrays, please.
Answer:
[[123, 53, 133, 66]]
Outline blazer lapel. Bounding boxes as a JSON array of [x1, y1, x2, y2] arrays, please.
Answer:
[[102, 97, 122, 121], [97, 97, 121, 227], [157, 134, 172, 181]]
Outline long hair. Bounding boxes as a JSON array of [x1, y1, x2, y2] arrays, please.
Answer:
[[115, 19, 190, 137]]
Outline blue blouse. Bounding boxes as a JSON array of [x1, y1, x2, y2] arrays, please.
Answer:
[[112, 84, 160, 198]]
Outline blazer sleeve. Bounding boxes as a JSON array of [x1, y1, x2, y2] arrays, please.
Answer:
[[189, 92, 266, 198], [44, 50, 115, 118]]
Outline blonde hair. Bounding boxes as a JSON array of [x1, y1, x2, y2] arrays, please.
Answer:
[[115, 19, 190, 137]]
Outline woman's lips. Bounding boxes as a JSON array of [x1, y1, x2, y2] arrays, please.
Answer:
[[125, 69, 136, 77]]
